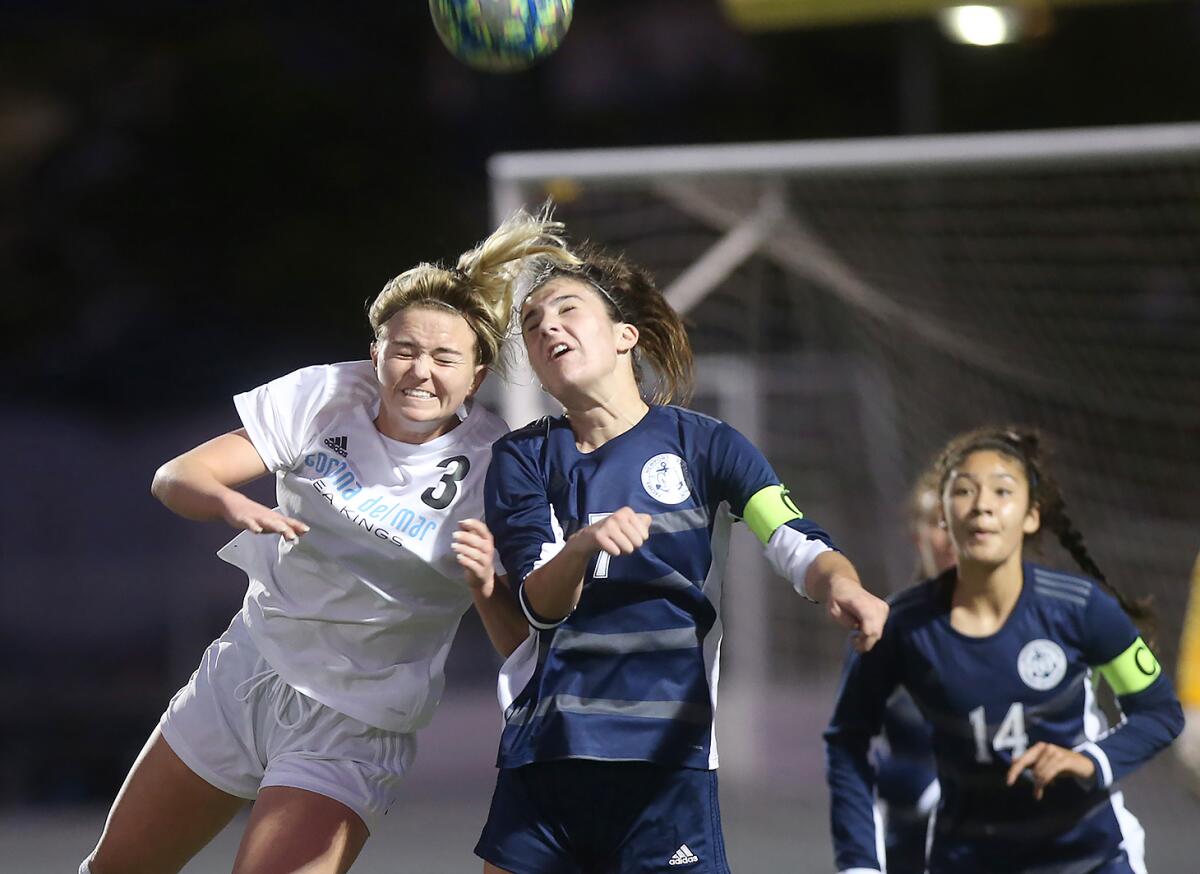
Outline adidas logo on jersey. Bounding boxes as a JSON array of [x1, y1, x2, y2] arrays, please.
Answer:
[[668, 844, 700, 866], [323, 435, 348, 457]]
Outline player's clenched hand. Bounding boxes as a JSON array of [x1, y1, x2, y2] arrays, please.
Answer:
[[579, 506, 652, 558], [827, 576, 889, 653], [453, 518, 496, 597], [220, 491, 309, 542], [1006, 742, 1096, 800]]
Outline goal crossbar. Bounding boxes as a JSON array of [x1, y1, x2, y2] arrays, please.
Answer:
[[490, 122, 1200, 185]]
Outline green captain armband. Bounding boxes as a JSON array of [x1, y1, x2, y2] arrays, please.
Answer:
[[742, 485, 804, 545], [1098, 637, 1162, 696]]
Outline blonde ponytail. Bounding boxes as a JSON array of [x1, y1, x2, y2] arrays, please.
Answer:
[[368, 206, 577, 373]]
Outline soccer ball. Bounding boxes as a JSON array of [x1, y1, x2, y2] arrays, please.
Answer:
[[429, 0, 573, 73]]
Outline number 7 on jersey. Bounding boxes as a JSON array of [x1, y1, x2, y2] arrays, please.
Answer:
[[589, 512, 613, 579]]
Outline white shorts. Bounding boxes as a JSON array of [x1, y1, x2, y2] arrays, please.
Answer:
[[159, 613, 416, 834]]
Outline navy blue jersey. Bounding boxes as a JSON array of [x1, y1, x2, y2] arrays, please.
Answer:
[[825, 563, 1183, 874], [486, 405, 835, 771]]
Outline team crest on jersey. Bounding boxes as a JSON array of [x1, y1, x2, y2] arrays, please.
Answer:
[[1017, 639, 1068, 690], [641, 453, 691, 505]]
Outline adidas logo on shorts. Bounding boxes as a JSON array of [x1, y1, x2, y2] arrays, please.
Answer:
[[668, 843, 700, 866], [323, 435, 348, 457]]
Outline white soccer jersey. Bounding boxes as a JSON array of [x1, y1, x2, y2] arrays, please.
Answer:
[[216, 361, 509, 733]]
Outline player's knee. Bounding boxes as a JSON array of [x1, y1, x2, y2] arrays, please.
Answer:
[[86, 838, 143, 874], [83, 848, 114, 874], [79, 855, 123, 874]]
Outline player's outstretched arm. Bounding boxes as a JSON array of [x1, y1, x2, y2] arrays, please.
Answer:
[[521, 506, 651, 625], [454, 519, 529, 657], [711, 424, 887, 652], [804, 552, 889, 653], [151, 428, 309, 541]]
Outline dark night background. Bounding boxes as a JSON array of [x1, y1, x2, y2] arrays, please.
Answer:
[[1, 1, 1198, 870], [4, 1, 1199, 419]]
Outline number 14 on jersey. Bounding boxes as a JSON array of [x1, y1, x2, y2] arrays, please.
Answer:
[[970, 702, 1029, 763]]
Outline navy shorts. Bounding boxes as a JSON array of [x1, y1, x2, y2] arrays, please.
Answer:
[[474, 760, 732, 874]]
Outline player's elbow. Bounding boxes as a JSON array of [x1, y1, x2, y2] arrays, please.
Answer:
[[150, 457, 182, 505], [1133, 692, 1186, 754], [1163, 696, 1186, 742], [823, 724, 872, 766], [1133, 681, 1186, 743]]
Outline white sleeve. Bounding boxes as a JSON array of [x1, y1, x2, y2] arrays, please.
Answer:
[[233, 365, 332, 472], [763, 524, 832, 601]]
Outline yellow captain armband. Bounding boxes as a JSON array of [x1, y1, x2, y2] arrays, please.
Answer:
[[742, 484, 804, 545], [1098, 637, 1162, 697]]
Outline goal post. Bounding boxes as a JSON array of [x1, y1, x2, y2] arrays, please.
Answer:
[[487, 122, 1200, 787]]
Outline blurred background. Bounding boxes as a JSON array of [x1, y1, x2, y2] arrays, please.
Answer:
[[2, 1, 1198, 871]]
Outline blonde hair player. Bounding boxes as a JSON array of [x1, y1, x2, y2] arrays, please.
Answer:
[[826, 427, 1183, 874], [80, 210, 573, 874], [473, 244, 889, 873]]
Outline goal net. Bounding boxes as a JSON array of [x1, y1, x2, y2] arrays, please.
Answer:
[[486, 125, 1200, 809]]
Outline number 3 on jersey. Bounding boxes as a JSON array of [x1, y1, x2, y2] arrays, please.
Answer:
[[969, 702, 1029, 763], [421, 456, 470, 511]]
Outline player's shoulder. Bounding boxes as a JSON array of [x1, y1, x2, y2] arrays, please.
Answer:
[[1026, 561, 1100, 610], [257, 360, 377, 410], [886, 577, 943, 629], [494, 414, 565, 453], [662, 403, 715, 424], [659, 404, 723, 428], [656, 404, 744, 450]]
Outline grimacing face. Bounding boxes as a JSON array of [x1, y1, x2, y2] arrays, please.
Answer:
[[519, 277, 637, 403], [943, 449, 1041, 570], [370, 306, 485, 442]]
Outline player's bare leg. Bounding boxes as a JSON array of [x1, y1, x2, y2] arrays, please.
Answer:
[[87, 727, 246, 874], [231, 786, 370, 874], [484, 864, 516, 874]]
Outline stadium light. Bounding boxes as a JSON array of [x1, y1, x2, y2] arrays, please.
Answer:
[[937, 5, 1022, 46]]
